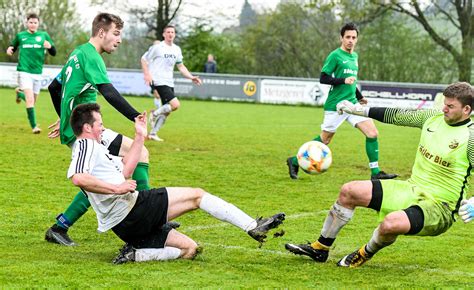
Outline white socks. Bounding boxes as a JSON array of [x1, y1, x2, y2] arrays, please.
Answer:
[[150, 114, 167, 135], [199, 193, 257, 232], [153, 103, 172, 116], [134, 247, 181, 262], [365, 226, 397, 255], [320, 202, 354, 239]]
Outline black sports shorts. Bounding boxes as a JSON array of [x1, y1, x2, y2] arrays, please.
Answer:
[[112, 187, 170, 248], [151, 84, 176, 104]]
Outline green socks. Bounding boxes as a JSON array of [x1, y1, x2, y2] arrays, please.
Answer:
[[56, 191, 91, 229], [26, 107, 36, 129], [291, 135, 323, 166], [132, 162, 150, 191], [17, 90, 26, 102], [366, 137, 380, 175]]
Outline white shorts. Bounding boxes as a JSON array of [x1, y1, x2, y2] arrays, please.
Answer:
[[18, 71, 43, 94], [321, 111, 370, 133]]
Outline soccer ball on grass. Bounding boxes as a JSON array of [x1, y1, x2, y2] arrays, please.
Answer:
[[297, 141, 332, 174]]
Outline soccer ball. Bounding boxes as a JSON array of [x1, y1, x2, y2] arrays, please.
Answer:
[[297, 141, 332, 174]]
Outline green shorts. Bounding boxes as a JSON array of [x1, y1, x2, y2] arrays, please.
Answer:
[[379, 180, 454, 236]]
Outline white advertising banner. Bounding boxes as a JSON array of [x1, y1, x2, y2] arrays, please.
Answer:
[[259, 79, 330, 105]]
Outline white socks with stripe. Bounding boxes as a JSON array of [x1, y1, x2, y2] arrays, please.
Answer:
[[153, 103, 172, 116], [199, 193, 257, 232]]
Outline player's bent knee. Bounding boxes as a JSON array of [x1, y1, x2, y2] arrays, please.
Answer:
[[338, 182, 357, 203], [181, 243, 199, 259], [193, 188, 206, 206], [379, 213, 405, 235]]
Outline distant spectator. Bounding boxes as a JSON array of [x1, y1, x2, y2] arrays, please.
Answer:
[[203, 54, 217, 73]]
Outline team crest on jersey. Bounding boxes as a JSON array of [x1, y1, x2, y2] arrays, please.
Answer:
[[35, 36, 42, 42], [449, 140, 459, 149]]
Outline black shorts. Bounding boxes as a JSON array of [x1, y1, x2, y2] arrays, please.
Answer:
[[112, 188, 170, 248], [151, 84, 176, 104]]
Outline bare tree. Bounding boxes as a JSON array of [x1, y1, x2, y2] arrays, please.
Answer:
[[378, 1, 472, 82], [128, 0, 183, 40]]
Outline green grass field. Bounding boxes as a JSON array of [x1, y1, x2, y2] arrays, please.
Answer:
[[1, 87, 473, 288]]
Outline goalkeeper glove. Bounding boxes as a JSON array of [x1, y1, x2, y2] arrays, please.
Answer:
[[458, 197, 474, 223], [336, 100, 369, 116]]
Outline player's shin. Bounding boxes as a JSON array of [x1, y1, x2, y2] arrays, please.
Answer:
[[365, 226, 397, 256], [366, 137, 380, 175], [318, 202, 354, 246], [199, 193, 256, 231], [59, 191, 91, 228], [135, 247, 181, 262]]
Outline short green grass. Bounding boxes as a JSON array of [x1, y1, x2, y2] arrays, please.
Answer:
[[1, 87, 473, 288]]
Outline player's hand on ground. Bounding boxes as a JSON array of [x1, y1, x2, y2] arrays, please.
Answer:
[[48, 119, 60, 139], [345, 76, 356, 85], [116, 180, 137, 194], [191, 76, 202, 85], [358, 97, 368, 105], [43, 40, 52, 49], [459, 197, 474, 223]]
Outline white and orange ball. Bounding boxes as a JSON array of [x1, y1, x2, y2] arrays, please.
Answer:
[[297, 141, 332, 174]]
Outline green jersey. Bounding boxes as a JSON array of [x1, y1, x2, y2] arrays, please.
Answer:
[[10, 30, 54, 74], [382, 108, 474, 212], [59, 42, 110, 145], [321, 48, 358, 111]]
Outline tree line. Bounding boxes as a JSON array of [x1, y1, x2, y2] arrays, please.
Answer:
[[1, 0, 471, 84]]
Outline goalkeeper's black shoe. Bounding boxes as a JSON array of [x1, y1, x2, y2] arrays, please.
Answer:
[[285, 243, 329, 262], [248, 213, 286, 244], [371, 171, 397, 180], [113, 243, 136, 265], [337, 246, 372, 268], [45, 224, 77, 246], [286, 157, 299, 179]]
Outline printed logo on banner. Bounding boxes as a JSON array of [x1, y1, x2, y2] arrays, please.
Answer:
[[243, 81, 257, 96]]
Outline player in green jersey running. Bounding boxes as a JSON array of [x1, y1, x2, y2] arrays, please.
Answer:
[[6, 13, 56, 134], [286, 23, 396, 180], [285, 82, 474, 267], [44, 13, 152, 247]]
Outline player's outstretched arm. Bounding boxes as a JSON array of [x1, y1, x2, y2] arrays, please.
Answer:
[[122, 112, 147, 178], [177, 63, 202, 85], [71, 173, 136, 195], [97, 83, 140, 122], [49, 78, 62, 116], [336, 100, 439, 129], [459, 197, 474, 223]]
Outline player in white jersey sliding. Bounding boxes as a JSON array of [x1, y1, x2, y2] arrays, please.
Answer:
[[67, 103, 285, 264], [141, 25, 202, 142]]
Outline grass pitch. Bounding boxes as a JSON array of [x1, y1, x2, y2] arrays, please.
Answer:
[[1, 87, 473, 288]]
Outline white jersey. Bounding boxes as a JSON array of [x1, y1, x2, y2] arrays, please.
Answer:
[[67, 138, 138, 233], [141, 41, 183, 87]]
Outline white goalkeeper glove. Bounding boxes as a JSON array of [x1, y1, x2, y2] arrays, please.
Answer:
[[458, 197, 474, 223], [336, 100, 369, 116]]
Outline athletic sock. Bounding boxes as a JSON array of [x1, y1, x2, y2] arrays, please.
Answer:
[[150, 114, 167, 135], [17, 90, 26, 102], [365, 226, 397, 256], [320, 202, 354, 242], [199, 193, 256, 231], [56, 191, 91, 229], [153, 104, 172, 116], [132, 162, 150, 191], [366, 137, 381, 175], [26, 107, 36, 129], [312, 135, 322, 142], [135, 247, 181, 262]]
